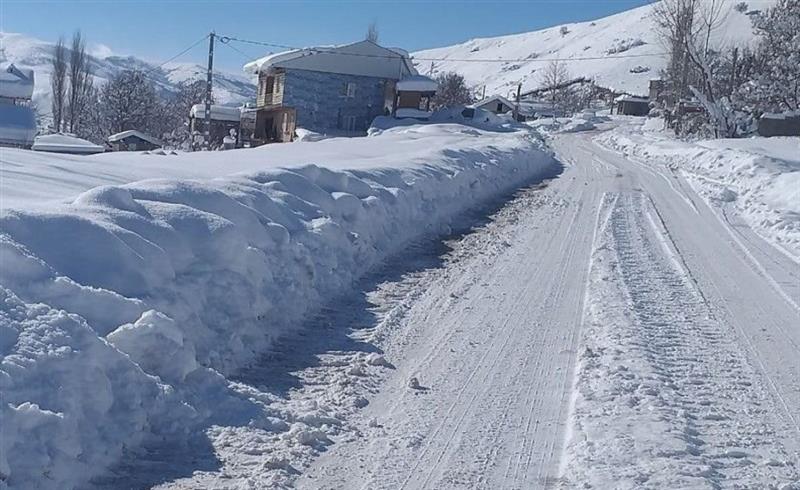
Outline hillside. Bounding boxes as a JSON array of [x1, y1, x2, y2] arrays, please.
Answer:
[[412, 1, 774, 98], [0, 32, 256, 112]]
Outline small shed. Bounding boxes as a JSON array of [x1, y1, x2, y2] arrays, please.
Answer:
[[189, 104, 241, 147], [394, 75, 438, 119], [107, 130, 162, 151], [758, 112, 800, 137], [474, 95, 516, 116], [613, 95, 650, 116]]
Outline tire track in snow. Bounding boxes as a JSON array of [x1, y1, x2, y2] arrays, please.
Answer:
[[563, 191, 799, 488], [405, 189, 585, 490]]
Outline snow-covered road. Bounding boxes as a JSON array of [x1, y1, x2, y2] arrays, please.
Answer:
[[292, 131, 800, 489]]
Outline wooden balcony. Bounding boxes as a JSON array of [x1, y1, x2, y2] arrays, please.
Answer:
[[257, 91, 284, 108]]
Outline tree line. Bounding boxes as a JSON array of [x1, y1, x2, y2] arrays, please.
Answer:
[[49, 31, 211, 147], [652, 0, 799, 137]]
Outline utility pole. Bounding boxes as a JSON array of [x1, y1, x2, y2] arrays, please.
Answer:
[[514, 82, 521, 121], [429, 61, 434, 76], [204, 31, 215, 150], [730, 47, 739, 96]]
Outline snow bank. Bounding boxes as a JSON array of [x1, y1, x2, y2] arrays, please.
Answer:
[[596, 123, 800, 258], [0, 122, 555, 488]]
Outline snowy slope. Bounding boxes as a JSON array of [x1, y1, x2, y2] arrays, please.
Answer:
[[0, 32, 256, 111], [413, 1, 774, 98], [0, 120, 556, 489]]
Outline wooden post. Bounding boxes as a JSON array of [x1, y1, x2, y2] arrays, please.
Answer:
[[204, 32, 215, 149], [513, 83, 521, 121]]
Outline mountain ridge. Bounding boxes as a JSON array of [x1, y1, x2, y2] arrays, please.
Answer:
[[412, 1, 774, 99], [0, 32, 256, 113]]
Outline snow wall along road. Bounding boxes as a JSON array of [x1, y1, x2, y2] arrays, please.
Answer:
[[0, 123, 556, 489]]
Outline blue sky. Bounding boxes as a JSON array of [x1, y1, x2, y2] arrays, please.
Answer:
[[2, 0, 654, 72]]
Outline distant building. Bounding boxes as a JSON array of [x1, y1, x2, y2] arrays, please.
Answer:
[[474, 95, 516, 116], [473, 95, 561, 121], [107, 130, 162, 151], [612, 95, 650, 116], [758, 112, 800, 137], [189, 104, 241, 148], [242, 40, 428, 145], [394, 75, 438, 120], [32, 133, 105, 155], [0, 64, 37, 148]]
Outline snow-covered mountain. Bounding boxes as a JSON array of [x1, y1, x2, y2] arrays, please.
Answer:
[[0, 32, 256, 112], [413, 1, 775, 98]]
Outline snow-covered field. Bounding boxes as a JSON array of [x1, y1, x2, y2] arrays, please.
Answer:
[[413, 1, 773, 97], [596, 119, 800, 259], [0, 121, 557, 488]]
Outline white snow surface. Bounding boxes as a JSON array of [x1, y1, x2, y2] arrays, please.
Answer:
[[413, 1, 773, 98], [395, 74, 438, 92], [106, 130, 163, 146], [0, 121, 556, 488], [189, 104, 241, 122], [596, 119, 800, 259], [243, 40, 416, 80], [31, 133, 105, 154]]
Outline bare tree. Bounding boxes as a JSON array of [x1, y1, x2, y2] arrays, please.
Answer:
[[50, 37, 67, 132], [431, 72, 473, 108], [366, 22, 379, 43], [67, 30, 93, 133], [100, 70, 159, 134], [653, 0, 736, 136], [540, 59, 571, 110]]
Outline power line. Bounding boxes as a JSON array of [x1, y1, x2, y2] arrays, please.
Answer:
[[415, 52, 668, 63], [218, 34, 668, 63], [219, 39, 254, 62], [142, 34, 211, 77], [218, 35, 297, 52]]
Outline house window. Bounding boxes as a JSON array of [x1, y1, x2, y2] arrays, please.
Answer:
[[342, 82, 356, 98], [496, 102, 504, 112]]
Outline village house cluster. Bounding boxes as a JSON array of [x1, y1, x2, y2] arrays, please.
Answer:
[[2, 35, 798, 152], [0, 40, 441, 152]]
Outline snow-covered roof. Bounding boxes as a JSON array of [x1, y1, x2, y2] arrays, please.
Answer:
[[395, 108, 433, 119], [396, 75, 438, 93], [473, 95, 515, 111], [0, 64, 35, 99], [614, 95, 649, 103], [108, 130, 163, 146], [761, 110, 800, 120], [0, 103, 37, 146], [32, 133, 105, 154], [189, 104, 241, 122], [244, 40, 417, 81]]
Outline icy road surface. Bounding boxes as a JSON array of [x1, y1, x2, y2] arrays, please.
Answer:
[[155, 130, 799, 489], [295, 132, 800, 489]]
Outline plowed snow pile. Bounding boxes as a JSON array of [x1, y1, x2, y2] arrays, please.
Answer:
[[0, 121, 555, 489]]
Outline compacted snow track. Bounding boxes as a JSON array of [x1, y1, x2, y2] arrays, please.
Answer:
[[116, 127, 799, 489], [295, 130, 799, 489]]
